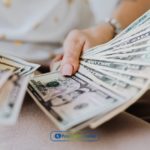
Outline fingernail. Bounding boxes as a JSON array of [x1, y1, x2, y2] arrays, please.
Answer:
[[61, 64, 73, 76]]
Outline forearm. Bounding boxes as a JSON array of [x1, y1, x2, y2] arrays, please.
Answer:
[[84, 0, 150, 45], [113, 0, 150, 29], [61, 0, 150, 75]]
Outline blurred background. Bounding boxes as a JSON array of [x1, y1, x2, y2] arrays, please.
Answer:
[[89, 0, 118, 23], [0, 0, 118, 63]]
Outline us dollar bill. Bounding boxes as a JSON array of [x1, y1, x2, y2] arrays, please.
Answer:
[[0, 70, 12, 88], [51, 61, 61, 72], [79, 65, 142, 99], [82, 27, 150, 58], [115, 10, 150, 39], [0, 53, 40, 75], [110, 23, 150, 46], [83, 10, 150, 56], [81, 59, 150, 78], [103, 51, 150, 63], [95, 68, 148, 87], [0, 74, 29, 125], [71, 63, 150, 131], [100, 44, 150, 56], [99, 38, 150, 57], [28, 71, 125, 130]]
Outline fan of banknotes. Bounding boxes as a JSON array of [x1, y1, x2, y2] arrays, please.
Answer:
[[0, 10, 150, 132], [0, 53, 39, 125]]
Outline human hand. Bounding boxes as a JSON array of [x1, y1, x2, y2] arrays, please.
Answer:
[[52, 23, 115, 76]]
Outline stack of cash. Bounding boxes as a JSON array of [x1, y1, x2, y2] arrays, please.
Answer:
[[28, 10, 150, 131], [0, 10, 150, 132], [0, 53, 39, 125]]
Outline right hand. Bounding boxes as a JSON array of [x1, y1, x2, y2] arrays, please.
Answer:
[[51, 23, 115, 76]]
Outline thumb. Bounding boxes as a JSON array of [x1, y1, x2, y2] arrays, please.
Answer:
[[61, 34, 85, 76]]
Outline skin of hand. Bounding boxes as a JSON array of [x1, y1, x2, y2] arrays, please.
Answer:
[[52, 23, 114, 76], [50, 0, 150, 76]]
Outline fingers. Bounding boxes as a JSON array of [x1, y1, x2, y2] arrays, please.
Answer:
[[83, 40, 91, 51], [39, 62, 51, 73], [52, 54, 63, 62], [61, 30, 85, 76], [50, 54, 63, 70]]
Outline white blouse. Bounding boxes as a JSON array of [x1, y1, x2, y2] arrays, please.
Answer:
[[0, 0, 118, 61]]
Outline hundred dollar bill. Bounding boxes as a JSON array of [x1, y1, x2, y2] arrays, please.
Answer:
[[0, 52, 40, 75], [81, 59, 150, 78], [28, 71, 124, 130], [0, 74, 29, 125]]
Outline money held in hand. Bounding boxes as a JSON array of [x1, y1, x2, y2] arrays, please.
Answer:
[[28, 10, 150, 131], [1, 10, 150, 131]]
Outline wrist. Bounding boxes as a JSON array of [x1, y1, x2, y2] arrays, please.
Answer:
[[91, 23, 115, 44], [105, 18, 123, 35]]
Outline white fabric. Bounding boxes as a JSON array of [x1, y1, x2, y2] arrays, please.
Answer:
[[0, 0, 118, 61], [0, 0, 94, 43], [89, 0, 118, 23]]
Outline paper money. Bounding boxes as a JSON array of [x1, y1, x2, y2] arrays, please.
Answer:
[[51, 61, 61, 72], [28, 71, 125, 130], [81, 59, 150, 78], [0, 53, 40, 75], [83, 10, 150, 56], [115, 10, 150, 39], [82, 28, 150, 58], [99, 44, 150, 56], [0, 52, 40, 125], [110, 23, 150, 46], [76, 10, 150, 129], [0, 74, 29, 125], [103, 51, 150, 62], [0, 70, 12, 88], [94, 68, 148, 87], [79, 65, 142, 99], [98, 39, 150, 57], [26, 10, 150, 131]]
